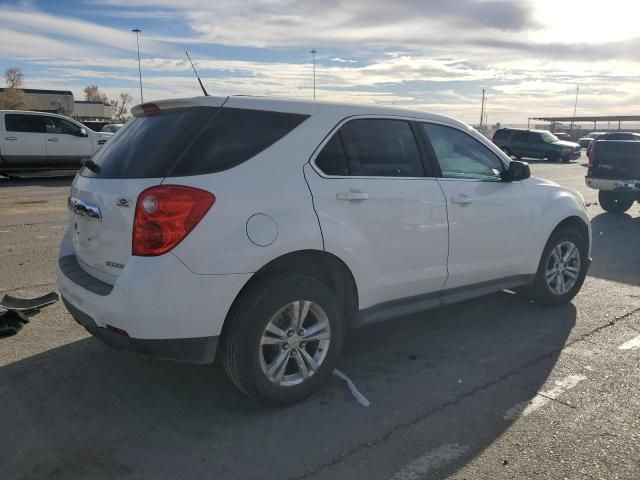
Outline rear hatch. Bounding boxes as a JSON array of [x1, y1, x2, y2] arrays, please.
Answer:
[[590, 140, 640, 180], [68, 96, 311, 284], [69, 97, 228, 284]]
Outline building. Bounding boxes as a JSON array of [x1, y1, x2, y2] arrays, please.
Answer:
[[0, 88, 75, 116], [74, 100, 112, 123]]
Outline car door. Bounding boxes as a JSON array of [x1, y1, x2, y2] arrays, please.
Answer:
[[420, 122, 534, 290], [304, 117, 449, 311], [1, 113, 47, 166], [45, 116, 92, 166], [510, 130, 530, 158], [527, 132, 547, 159]]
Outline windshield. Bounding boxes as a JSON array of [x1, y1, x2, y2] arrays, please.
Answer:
[[541, 132, 558, 143]]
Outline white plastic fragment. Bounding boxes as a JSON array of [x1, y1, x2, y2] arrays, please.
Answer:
[[333, 369, 370, 407]]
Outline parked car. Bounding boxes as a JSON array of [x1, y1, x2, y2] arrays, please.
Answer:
[[587, 132, 640, 159], [0, 110, 112, 176], [58, 96, 591, 404], [586, 140, 640, 213], [554, 132, 571, 141], [101, 123, 124, 133], [579, 132, 605, 149], [492, 128, 581, 162]]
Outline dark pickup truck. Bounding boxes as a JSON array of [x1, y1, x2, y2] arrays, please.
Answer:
[[586, 140, 640, 213]]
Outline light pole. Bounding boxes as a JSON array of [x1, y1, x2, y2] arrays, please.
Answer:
[[479, 89, 485, 128], [310, 49, 317, 100], [132, 28, 143, 104], [569, 84, 579, 135]]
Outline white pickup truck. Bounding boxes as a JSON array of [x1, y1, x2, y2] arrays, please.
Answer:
[[0, 110, 112, 177]]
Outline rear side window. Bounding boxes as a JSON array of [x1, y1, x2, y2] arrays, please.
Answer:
[[512, 131, 528, 142], [5, 114, 46, 133], [85, 107, 308, 179], [319, 119, 423, 177], [492, 129, 509, 141], [315, 134, 349, 176]]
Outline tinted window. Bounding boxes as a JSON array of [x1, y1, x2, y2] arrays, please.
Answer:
[[338, 119, 423, 177], [422, 123, 504, 180], [512, 131, 528, 142], [48, 117, 83, 136], [529, 133, 544, 144], [492, 129, 509, 140], [604, 133, 639, 140], [85, 107, 308, 179], [315, 134, 349, 176], [5, 114, 46, 133]]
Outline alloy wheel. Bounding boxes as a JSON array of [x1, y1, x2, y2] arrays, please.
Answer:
[[259, 301, 331, 387], [545, 241, 581, 295]]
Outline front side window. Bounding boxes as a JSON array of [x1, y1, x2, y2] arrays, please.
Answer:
[[48, 117, 83, 136], [422, 123, 504, 180], [540, 132, 557, 143], [5, 114, 46, 133]]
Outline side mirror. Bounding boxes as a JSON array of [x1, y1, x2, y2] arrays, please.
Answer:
[[502, 160, 530, 181], [78, 128, 88, 138]]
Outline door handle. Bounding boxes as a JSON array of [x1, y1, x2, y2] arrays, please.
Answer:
[[337, 191, 369, 201], [451, 194, 473, 205], [47, 138, 59, 142], [5, 136, 17, 141]]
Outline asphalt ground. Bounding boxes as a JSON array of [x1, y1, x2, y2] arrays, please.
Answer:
[[0, 155, 638, 479]]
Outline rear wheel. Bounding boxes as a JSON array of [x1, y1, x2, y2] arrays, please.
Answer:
[[599, 190, 635, 214], [222, 274, 345, 404], [530, 228, 588, 307]]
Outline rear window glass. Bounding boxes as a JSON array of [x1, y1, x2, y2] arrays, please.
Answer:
[[83, 106, 308, 178]]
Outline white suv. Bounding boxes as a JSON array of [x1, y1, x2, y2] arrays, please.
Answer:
[[58, 96, 591, 404]]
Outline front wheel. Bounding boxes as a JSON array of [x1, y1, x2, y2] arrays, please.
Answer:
[[530, 228, 588, 307], [222, 274, 345, 404], [546, 151, 560, 162], [599, 190, 635, 214]]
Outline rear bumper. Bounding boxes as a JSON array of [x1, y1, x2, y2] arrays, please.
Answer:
[[585, 176, 640, 194], [63, 297, 218, 364], [57, 229, 252, 345]]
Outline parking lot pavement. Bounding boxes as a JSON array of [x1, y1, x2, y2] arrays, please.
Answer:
[[1, 156, 639, 480]]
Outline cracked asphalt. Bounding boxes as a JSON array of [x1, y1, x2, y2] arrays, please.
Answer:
[[1, 155, 639, 480]]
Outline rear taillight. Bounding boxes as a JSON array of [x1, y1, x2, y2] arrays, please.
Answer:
[[133, 185, 215, 256]]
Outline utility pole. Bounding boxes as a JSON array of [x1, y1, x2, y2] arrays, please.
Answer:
[[310, 49, 317, 100], [569, 84, 579, 134], [479, 89, 486, 128], [132, 28, 143, 104]]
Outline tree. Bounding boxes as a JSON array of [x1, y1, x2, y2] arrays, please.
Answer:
[[0, 67, 31, 110], [83, 85, 109, 104], [110, 92, 133, 122]]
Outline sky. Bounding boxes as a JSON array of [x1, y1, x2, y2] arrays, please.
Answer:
[[0, 0, 639, 125]]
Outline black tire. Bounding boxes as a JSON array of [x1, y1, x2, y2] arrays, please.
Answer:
[[530, 228, 588, 307], [598, 190, 635, 214], [546, 151, 560, 162], [222, 274, 346, 405], [561, 155, 571, 163]]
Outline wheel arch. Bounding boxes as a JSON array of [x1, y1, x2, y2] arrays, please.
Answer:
[[220, 249, 359, 343]]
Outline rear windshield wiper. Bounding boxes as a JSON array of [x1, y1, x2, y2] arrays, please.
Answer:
[[82, 158, 101, 174]]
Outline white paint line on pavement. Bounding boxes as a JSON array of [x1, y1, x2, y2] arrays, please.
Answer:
[[333, 369, 370, 407], [618, 335, 640, 350], [504, 374, 587, 420], [391, 443, 469, 480]]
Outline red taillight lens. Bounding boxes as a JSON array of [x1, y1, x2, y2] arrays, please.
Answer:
[[133, 185, 215, 256]]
